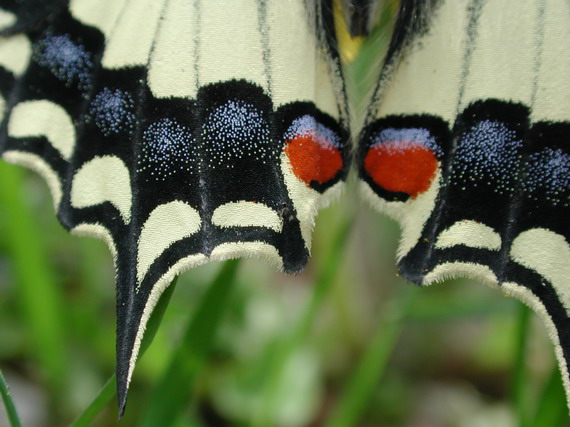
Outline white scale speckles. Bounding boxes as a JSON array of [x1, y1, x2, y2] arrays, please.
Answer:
[[453, 120, 522, 194], [138, 118, 196, 181], [201, 100, 277, 166], [33, 32, 93, 91], [369, 127, 441, 156], [524, 148, 570, 207], [89, 88, 135, 136], [284, 115, 340, 149]]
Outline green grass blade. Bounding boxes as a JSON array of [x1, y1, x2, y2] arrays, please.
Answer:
[[0, 369, 22, 427], [70, 277, 179, 427], [325, 287, 415, 427], [0, 163, 67, 391], [142, 260, 240, 427], [511, 303, 531, 427], [531, 365, 569, 427], [69, 375, 116, 427], [252, 219, 353, 427]]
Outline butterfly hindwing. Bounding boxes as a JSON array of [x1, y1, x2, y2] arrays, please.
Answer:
[[0, 0, 349, 412], [359, 0, 570, 404]]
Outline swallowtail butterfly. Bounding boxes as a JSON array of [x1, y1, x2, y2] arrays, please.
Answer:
[[0, 0, 568, 415]]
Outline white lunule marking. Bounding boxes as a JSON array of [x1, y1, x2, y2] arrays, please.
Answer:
[[137, 201, 201, 283], [212, 201, 283, 232], [510, 228, 570, 315], [71, 156, 132, 223], [9, 100, 75, 160], [424, 262, 499, 287], [0, 34, 31, 76], [211, 242, 283, 270], [0, 9, 16, 30], [3, 151, 63, 208], [435, 220, 501, 250]]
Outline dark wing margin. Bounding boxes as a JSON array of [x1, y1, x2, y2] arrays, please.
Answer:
[[0, 0, 349, 415], [358, 0, 570, 411]]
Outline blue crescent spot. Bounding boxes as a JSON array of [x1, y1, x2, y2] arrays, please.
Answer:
[[138, 118, 196, 180], [524, 148, 570, 207], [33, 32, 93, 91], [284, 115, 340, 149], [452, 120, 522, 194], [201, 100, 275, 167], [90, 88, 135, 136], [370, 127, 441, 156]]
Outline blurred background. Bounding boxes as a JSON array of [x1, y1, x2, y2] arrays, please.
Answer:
[[0, 1, 567, 426]]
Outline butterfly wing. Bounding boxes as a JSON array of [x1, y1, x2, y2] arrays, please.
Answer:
[[0, 0, 349, 412], [359, 0, 570, 405]]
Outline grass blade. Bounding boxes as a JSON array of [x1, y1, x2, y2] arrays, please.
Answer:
[[70, 277, 179, 426], [511, 303, 531, 427], [252, 219, 353, 427], [0, 369, 21, 427], [69, 375, 116, 427], [0, 163, 67, 391], [142, 260, 240, 427], [531, 365, 569, 427], [325, 287, 414, 427]]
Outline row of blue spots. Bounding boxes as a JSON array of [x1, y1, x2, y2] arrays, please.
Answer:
[[368, 127, 440, 155], [452, 120, 522, 195], [284, 115, 341, 149], [89, 88, 135, 136], [138, 118, 196, 181], [200, 100, 277, 167], [524, 148, 570, 207], [33, 32, 93, 92]]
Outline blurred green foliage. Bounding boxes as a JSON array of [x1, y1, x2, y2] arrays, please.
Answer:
[[0, 2, 569, 426]]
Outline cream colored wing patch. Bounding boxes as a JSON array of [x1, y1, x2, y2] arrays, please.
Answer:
[[212, 201, 283, 232], [435, 220, 501, 250], [511, 229, 570, 315], [137, 201, 202, 284], [9, 100, 75, 160], [71, 156, 132, 223]]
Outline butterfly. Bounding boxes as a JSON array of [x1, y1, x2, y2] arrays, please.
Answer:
[[0, 0, 568, 416]]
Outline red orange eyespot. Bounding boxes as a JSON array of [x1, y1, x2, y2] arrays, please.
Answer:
[[364, 130, 440, 199], [284, 115, 343, 187]]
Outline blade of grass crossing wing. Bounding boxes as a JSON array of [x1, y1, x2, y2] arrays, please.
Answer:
[[325, 286, 415, 427], [531, 364, 569, 427], [252, 219, 353, 427], [512, 303, 532, 427], [69, 375, 117, 427], [142, 260, 241, 427], [70, 277, 179, 427], [0, 369, 22, 427], [0, 163, 67, 391]]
